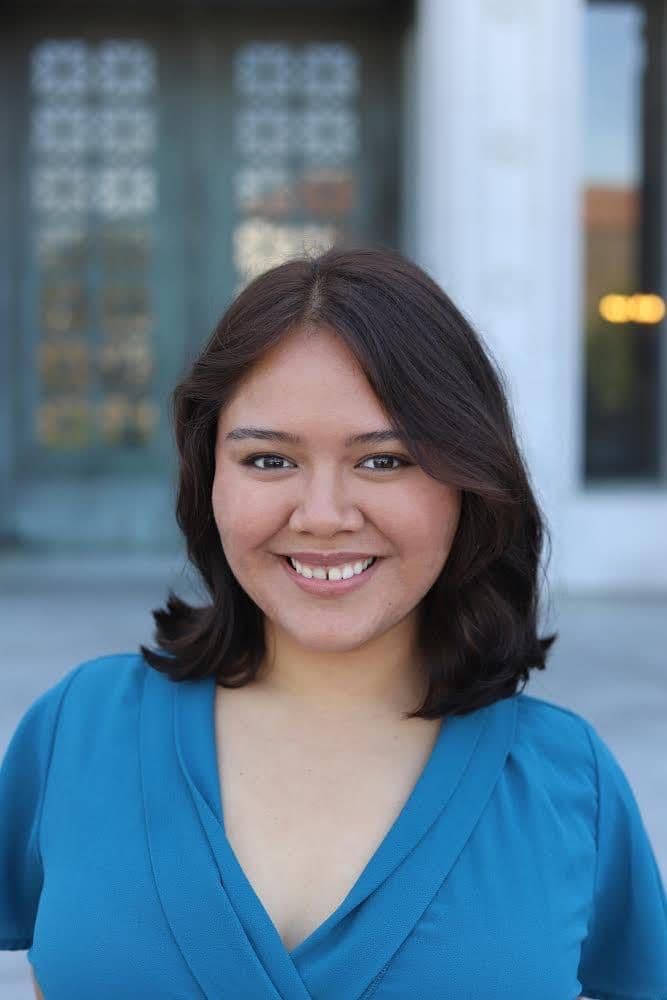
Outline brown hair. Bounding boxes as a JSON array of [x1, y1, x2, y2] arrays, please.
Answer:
[[140, 244, 556, 719]]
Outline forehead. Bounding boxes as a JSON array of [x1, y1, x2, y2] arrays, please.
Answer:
[[219, 329, 390, 429], [244, 327, 363, 384]]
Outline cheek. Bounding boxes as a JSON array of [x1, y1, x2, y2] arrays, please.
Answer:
[[390, 483, 461, 542], [212, 479, 280, 550], [403, 489, 461, 572]]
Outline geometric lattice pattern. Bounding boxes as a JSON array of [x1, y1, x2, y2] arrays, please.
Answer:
[[302, 44, 359, 100], [232, 41, 360, 290], [29, 39, 158, 451]]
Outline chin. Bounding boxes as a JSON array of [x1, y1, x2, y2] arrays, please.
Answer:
[[282, 621, 383, 653]]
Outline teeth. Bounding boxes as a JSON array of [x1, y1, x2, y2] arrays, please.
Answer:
[[289, 556, 376, 580]]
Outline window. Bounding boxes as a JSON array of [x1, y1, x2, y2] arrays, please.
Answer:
[[582, 1, 666, 481], [29, 39, 159, 452], [231, 41, 362, 295]]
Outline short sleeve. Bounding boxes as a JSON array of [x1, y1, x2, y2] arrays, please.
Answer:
[[0, 666, 84, 950], [577, 720, 667, 1000]]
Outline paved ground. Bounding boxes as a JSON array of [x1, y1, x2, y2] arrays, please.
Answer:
[[1, 552, 665, 997]]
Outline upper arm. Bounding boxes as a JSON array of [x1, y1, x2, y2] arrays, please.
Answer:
[[577, 721, 667, 997], [0, 665, 85, 950]]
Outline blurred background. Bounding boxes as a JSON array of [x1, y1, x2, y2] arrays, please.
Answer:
[[1, 0, 666, 995]]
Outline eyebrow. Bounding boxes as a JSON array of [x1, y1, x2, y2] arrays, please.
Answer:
[[225, 427, 405, 448]]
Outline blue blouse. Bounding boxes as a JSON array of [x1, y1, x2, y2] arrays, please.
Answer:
[[1, 652, 666, 999]]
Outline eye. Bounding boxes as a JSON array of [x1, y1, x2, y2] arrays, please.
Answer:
[[240, 453, 411, 472], [358, 454, 411, 472], [241, 454, 295, 471]]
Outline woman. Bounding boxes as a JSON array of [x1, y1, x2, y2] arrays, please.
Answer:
[[2, 246, 666, 999]]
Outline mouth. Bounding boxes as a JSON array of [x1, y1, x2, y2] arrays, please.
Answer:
[[279, 554, 382, 595]]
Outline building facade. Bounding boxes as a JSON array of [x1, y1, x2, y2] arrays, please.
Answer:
[[0, 0, 665, 594]]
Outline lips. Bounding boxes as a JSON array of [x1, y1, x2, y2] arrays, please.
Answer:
[[279, 552, 382, 595]]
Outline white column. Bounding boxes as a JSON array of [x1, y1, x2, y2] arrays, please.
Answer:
[[414, 0, 482, 314], [413, 0, 586, 593]]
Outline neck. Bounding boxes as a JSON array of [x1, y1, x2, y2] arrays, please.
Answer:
[[255, 615, 428, 720]]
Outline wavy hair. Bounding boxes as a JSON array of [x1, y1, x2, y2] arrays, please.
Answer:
[[140, 244, 556, 719]]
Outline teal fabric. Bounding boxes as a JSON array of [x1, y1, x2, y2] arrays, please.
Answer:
[[1, 652, 666, 999]]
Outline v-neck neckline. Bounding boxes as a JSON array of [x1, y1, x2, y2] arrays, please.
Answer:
[[141, 665, 518, 1000], [174, 673, 487, 957]]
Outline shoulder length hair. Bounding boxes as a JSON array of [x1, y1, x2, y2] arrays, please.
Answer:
[[140, 244, 556, 720]]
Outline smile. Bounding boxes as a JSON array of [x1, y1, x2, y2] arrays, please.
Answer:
[[288, 555, 376, 580], [280, 554, 382, 596]]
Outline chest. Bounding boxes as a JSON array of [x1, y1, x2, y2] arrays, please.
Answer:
[[214, 689, 441, 954]]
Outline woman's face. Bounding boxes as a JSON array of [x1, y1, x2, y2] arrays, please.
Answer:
[[212, 326, 462, 655]]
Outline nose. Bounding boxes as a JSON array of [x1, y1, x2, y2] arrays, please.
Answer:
[[288, 466, 364, 536]]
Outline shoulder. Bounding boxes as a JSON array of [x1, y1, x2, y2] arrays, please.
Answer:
[[509, 692, 601, 802], [513, 691, 598, 749], [47, 650, 148, 706], [62, 649, 148, 697], [509, 692, 650, 830], [4, 653, 166, 793], [4, 653, 145, 748], [47, 651, 155, 733], [11, 652, 152, 751]]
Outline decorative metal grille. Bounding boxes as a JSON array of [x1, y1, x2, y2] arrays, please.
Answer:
[[30, 39, 159, 451], [232, 41, 361, 292]]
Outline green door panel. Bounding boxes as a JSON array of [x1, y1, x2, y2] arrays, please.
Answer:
[[0, 3, 406, 549]]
